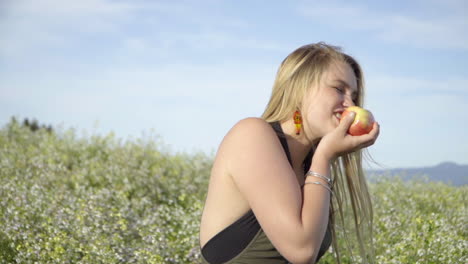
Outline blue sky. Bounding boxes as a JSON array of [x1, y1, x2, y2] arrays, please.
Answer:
[[1, 0, 467, 169]]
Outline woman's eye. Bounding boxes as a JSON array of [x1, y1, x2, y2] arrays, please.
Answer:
[[334, 87, 344, 93]]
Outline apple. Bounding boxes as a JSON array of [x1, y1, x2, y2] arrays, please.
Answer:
[[341, 106, 375, 136]]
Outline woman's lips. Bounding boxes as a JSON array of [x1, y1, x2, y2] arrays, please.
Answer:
[[334, 111, 344, 123]]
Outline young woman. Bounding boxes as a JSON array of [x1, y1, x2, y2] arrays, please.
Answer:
[[199, 42, 380, 264]]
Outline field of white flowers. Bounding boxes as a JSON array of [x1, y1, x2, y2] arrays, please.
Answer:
[[0, 120, 466, 263]]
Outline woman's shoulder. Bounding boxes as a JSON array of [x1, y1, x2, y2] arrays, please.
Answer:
[[217, 117, 279, 155], [226, 117, 276, 140], [232, 117, 275, 132]]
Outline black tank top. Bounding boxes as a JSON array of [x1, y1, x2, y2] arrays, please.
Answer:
[[201, 121, 332, 263]]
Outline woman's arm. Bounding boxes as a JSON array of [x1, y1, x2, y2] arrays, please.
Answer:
[[222, 116, 379, 264]]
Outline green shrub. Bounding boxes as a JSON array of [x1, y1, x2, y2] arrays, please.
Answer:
[[0, 119, 466, 263]]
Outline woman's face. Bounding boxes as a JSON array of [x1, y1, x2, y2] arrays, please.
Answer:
[[301, 60, 359, 140]]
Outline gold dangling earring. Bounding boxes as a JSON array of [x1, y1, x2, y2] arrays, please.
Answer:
[[293, 110, 302, 135]]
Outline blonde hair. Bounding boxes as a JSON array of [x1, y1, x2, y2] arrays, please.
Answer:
[[262, 42, 375, 263]]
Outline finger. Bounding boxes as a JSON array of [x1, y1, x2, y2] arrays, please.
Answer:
[[358, 122, 380, 147], [369, 122, 380, 139], [358, 122, 379, 140], [339, 111, 356, 132], [347, 122, 378, 147]]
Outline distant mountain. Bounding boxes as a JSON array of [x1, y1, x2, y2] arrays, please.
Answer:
[[366, 162, 468, 186]]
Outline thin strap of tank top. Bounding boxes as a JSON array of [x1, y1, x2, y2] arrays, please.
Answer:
[[271, 121, 314, 175], [270, 121, 293, 165]]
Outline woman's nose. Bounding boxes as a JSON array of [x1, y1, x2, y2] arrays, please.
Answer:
[[343, 94, 355, 107]]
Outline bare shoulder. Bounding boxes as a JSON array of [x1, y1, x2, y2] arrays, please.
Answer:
[[228, 117, 274, 136], [213, 117, 277, 171], [207, 117, 311, 261], [215, 117, 287, 172], [220, 117, 279, 154]]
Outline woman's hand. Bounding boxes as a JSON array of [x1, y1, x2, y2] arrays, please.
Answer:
[[316, 112, 380, 161]]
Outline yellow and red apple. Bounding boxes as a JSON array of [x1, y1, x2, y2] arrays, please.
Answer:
[[341, 106, 375, 136]]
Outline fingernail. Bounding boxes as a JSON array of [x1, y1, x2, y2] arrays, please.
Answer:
[[349, 112, 356, 118]]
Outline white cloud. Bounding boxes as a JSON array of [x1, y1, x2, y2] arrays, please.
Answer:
[[0, 0, 139, 60], [0, 0, 216, 57], [363, 74, 468, 168], [0, 61, 278, 153], [0, 0, 283, 153], [298, 1, 468, 50], [365, 75, 468, 127], [378, 16, 468, 50], [2, 0, 466, 167], [0, 0, 285, 63], [366, 76, 468, 96], [1, 0, 138, 35]]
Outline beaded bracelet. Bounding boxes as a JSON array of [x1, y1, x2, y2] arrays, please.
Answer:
[[303, 181, 333, 194], [305, 171, 332, 185]]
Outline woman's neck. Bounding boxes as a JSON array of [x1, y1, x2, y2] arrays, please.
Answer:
[[280, 119, 320, 170]]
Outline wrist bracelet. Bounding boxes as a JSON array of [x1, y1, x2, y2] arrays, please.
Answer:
[[303, 181, 333, 194], [305, 171, 332, 185]]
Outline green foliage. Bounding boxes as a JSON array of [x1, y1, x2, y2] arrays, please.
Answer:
[[0, 119, 466, 263], [0, 120, 210, 263], [318, 177, 467, 264], [371, 177, 466, 264], [9, 116, 54, 133]]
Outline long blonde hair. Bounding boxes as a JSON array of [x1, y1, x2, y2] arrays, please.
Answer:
[[262, 42, 375, 263]]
